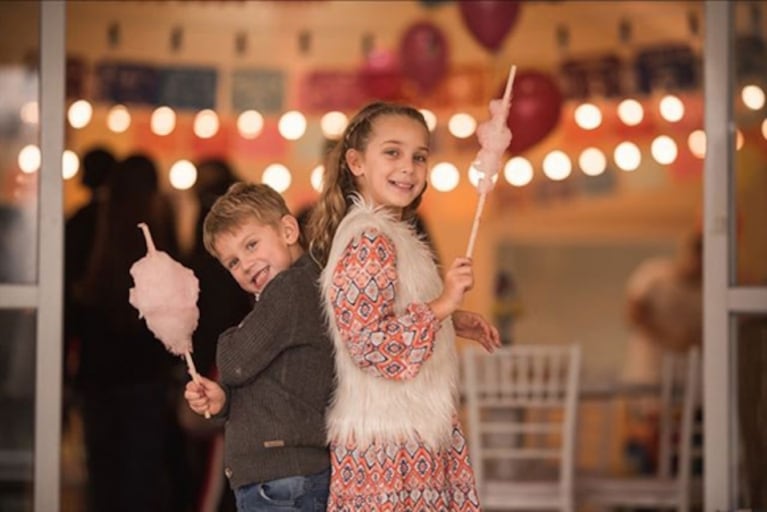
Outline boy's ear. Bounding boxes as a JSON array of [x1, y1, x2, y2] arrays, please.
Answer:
[[346, 148, 363, 177], [280, 214, 300, 244]]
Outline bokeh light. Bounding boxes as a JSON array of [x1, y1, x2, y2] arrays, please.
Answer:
[[169, 160, 198, 190], [278, 111, 307, 141], [448, 113, 477, 139], [237, 110, 264, 139], [262, 163, 292, 192], [542, 150, 572, 181], [67, 99, 93, 129], [614, 141, 641, 171], [578, 147, 607, 176], [107, 104, 131, 133], [151, 106, 176, 136], [429, 162, 460, 192], [503, 157, 534, 187]]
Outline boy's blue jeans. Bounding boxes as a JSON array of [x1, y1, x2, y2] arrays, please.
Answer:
[[234, 467, 330, 511]]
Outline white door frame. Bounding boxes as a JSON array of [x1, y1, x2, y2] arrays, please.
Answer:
[[703, 2, 767, 510], [20, 2, 767, 512], [39, 2, 65, 511]]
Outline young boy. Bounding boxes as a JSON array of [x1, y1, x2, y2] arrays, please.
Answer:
[[184, 182, 333, 511]]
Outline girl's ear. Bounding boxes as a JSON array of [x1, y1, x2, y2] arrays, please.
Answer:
[[346, 148, 364, 177], [280, 215, 300, 245]]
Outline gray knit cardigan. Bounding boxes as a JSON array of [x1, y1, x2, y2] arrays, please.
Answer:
[[215, 253, 334, 489]]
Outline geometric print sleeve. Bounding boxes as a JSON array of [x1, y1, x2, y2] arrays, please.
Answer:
[[329, 228, 439, 380]]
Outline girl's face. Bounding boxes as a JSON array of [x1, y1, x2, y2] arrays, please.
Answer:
[[346, 114, 429, 216]]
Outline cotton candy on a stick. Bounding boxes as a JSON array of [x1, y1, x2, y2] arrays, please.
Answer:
[[466, 65, 516, 258], [129, 222, 209, 417]]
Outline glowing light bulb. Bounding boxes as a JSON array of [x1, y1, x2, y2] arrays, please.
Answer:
[[238, 110, 264, 139], [542, 151, 572, 181], [614, 142, 641, 171], [659, 94, 685, 122], [62, 150, 79, 180], [68, 99, 93, 129], [18, 144, 40, 174], [574, 102, 602, 130], [448, 113, 476, 139], [429, 163, 459, 192], [278, 111, 307, 141], [741, 84, 766, 111], [107, 104, 131, 133], [194, 109, 220, 139], [169, 160, 197, 190], [688, 130, 706, 158], [151, 106, 176, 136], [262, 163, 292, 192], [578, 148, 607, 176], [617, 99, 644, 126], [503, 157, 533, 187], [320, 111, 348, 140], [650, 135, 678, 165], [420, 109, 437, 132], [310, 165, 324, 192]]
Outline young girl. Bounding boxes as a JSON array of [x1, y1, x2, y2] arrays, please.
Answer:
[[308, 102, 500, 511]]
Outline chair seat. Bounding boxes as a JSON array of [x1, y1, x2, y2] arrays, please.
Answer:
[[483, 480, 571, 510], [576, 475, 703, 507]]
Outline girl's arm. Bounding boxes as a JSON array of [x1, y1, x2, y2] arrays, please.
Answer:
[[330, 230, 438, 380], [453, 309, 501, 353]]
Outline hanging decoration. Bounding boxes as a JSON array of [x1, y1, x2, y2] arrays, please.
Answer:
[[399, 21, 449, 95], [359, 48, 403, 100], [458, 0, 521, 53], [504, 70, 563, 154]]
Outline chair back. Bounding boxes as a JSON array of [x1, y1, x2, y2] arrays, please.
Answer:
[[657, 347, 702, 486], [463, 344, 582, 497]]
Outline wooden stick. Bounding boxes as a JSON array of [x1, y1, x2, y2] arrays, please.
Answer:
[[185, 351, 210, 419], [137, 222, 156, 253], [465, 65, 517, 259], [465, 193, 486, 259]]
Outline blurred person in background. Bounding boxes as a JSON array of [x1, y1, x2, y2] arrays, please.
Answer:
[[620, 228, 702, 474], [71, 153, 185, 512]]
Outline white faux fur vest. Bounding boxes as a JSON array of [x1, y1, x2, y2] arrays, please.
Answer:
[[320, 202, 458, 451]]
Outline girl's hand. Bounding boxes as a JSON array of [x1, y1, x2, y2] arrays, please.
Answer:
[[184, 376, 226, 417], [429, 257, 473, 320], [453, 310, 501, 353]]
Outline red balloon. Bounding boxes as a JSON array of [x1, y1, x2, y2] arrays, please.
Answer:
[[359, 48, 403, 100], [459, 0, 521, 53], [504, 70, 563, 154], [399, 22, 449, 95]]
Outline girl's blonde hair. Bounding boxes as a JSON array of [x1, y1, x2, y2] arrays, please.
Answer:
[[203, 182, 298, 258], [307, 101, 429, 266]]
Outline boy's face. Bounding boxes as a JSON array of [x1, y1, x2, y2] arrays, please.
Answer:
[[214, 215, 300, 296]]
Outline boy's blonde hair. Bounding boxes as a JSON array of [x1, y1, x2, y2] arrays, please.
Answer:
[[203, 182, 297, 258]]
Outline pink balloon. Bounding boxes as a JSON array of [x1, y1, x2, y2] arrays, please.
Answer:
[[503, 70, 563, 154], [459, 0, 521, 53], [399, 22, 449, 95]]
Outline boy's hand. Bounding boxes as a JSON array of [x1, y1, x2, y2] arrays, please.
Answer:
[[453, 310, 501, 353], [184, 376, 226, 417], [429, 257, 473, 320]]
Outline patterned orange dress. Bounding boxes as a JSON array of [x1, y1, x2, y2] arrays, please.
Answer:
[[326, 230, 480, 511]]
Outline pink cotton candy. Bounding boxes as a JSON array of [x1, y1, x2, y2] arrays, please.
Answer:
[[129, 223, 199, 356], [465, 65, 516, 259], [472, 98, 512, 187]]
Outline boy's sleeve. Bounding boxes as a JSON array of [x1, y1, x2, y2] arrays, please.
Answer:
[[215, 271, 302, 387], [329, 229, 439, 381]]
